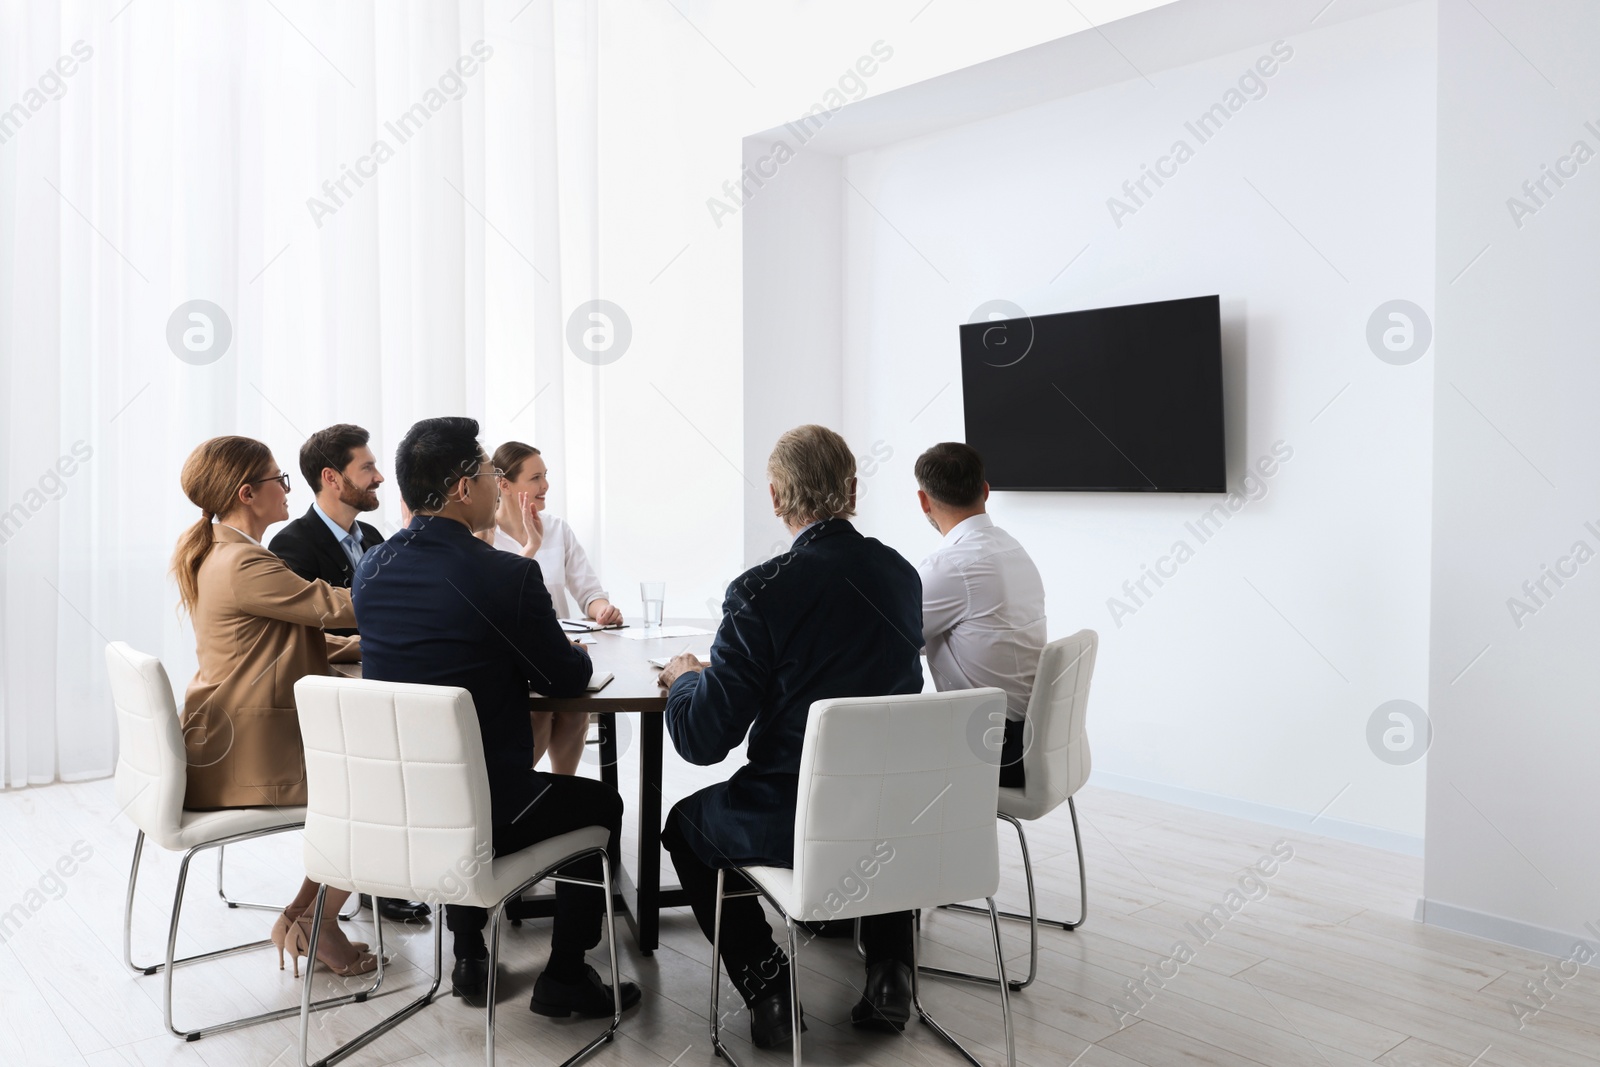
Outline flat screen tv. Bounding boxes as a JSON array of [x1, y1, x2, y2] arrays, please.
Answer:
[[959, 295, 1224, 493]]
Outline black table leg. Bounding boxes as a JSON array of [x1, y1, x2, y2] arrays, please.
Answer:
[[597, 711, 620, 790], [597, 712, 622, 873], [506, 710, 689, 948], [636, 710, 664, 954]]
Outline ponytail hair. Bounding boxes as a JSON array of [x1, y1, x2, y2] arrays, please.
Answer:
[[172, 436, 273, 614]]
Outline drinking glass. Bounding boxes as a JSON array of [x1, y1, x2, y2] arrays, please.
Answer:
[[641, 582, 665, 630]]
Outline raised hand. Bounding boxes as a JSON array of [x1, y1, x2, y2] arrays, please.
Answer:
[[518, 491, 544, 557]]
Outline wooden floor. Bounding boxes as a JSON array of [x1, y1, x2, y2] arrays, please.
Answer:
[[3, 764, 1597, 1067]]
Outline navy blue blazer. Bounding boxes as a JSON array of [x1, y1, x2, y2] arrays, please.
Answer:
[[353, 516, 592, 827], [665, 518, 923, 869]]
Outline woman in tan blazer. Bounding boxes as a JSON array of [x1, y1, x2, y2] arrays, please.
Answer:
[[173, 436, 375, 977]]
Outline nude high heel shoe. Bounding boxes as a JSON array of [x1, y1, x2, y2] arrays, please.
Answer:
[[282, 915, 378, 978], [271, 910, 368, 972]]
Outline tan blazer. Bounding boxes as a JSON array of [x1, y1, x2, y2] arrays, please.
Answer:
[[182, 524, 360, 809]]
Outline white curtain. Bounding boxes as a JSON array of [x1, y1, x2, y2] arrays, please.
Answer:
[[0, 0, 601, 787]]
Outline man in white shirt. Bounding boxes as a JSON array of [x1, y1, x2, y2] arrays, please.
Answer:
[[915, 442, 1047, 787]]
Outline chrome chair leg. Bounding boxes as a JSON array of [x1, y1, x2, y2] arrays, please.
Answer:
[[162, 847, 385, 1042], [300, 847, 621, 1067], [217, 844, 358, 919], [126, 826, 335, 979], [926, 799, 1088, 991], [486, 895, 503, 1067], [784, 915, 803, 1067], [297, 886, 434, 1067], [710, 870, 727, 1059], [910, 900, 1015, 1067], [944, 800, 1087, 929], [546, 852, 625, 1066], [709, 868, 765, 1067]]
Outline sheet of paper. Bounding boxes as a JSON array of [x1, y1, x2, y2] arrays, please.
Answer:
[[616, 625, 714, 640], [648, 656, 711, 669]]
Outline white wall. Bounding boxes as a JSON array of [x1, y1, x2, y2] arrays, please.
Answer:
[[1424, 0, 1600, 951], [596, 0, 1178, 620], [836, 2, 1438, 843]]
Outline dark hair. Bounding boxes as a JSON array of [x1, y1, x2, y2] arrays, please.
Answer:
[[914, 442, 986, 508], [299, 424, 370, 492], [394, 417, 484, 513], [491, 441, 542, 483]]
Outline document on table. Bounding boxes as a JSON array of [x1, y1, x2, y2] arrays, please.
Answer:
[[648, 656, 711, 669], [616, 625, 714, 640], [586, 672, 614, 692]]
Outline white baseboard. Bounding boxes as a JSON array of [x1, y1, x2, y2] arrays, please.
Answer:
[[1418, 898, 1600, 962], [1089, 771, 1424, 856]]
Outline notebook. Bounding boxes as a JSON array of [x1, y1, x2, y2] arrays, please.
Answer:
[[586, 672, 614, 692]]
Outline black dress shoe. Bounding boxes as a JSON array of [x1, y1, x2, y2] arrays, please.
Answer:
[[451, 955, 490, 1005], [530, 964, 641, 1018], [359, 895, 431, 922], [748, 989, 807, 1050], [850, 960, 913, 1032]]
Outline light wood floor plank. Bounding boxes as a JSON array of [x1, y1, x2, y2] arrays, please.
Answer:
[[10, 774, 1600, 1067]]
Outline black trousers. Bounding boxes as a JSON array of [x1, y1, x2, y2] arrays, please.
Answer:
[[444, 772, 623, 967], [662, 800, 914, 1007], [1000, 715, 1027, 789]]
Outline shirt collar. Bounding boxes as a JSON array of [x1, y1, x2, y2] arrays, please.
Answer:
[[215, 522, 261, 547], [313, 501, 359, 544], [791, 519, 822, 547], [940, 512, 993, 547]]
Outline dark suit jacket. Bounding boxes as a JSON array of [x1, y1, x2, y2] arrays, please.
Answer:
[[665, 518, 923, 869], [353, 516, 593, 827], [268, 505, 385, 636]]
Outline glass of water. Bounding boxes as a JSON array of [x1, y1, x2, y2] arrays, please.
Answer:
[[641, 582, 665, 631]]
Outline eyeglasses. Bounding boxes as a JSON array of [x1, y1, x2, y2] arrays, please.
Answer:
[[470, 467, 506, 481], [246, 473, 291, 492]]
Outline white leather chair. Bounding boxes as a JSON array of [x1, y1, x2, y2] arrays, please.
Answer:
[[709, 687, 1015, 1067], [106, 643, 381, 1041], [292, 675, 624, 1067], [922, 629, 1097, 992]]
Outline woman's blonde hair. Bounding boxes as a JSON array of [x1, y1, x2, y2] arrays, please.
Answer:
[[767, 424, 856, 526], [172, 436, 273, 614]]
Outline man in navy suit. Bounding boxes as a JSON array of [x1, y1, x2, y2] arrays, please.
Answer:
[[354, 417, 639, 1019], [657, 425, 924, 1050]]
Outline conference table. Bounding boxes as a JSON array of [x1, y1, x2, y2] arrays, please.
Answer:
[[340, 617, 717, 955]]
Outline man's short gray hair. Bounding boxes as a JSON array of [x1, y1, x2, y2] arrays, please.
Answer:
[[767, 424, 856, 526]]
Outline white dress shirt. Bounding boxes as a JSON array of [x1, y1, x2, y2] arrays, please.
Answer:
[[492, 514, 609, 619], [216, 522, 261, 546], [919, 513, 1047, 722]]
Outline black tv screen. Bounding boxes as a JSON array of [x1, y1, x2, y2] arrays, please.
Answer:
[[959, 295, 1224, 493]]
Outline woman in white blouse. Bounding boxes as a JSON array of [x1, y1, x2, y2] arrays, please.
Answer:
[[485, 441, 622, 774]]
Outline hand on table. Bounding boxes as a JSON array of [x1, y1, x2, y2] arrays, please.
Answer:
[[589, 600, 624, 626], [657, 652, 705, 688]]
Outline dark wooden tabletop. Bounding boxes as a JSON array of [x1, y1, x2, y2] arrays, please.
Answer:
[[334, 617, 719, 713], [533, 616, 718, 711]]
